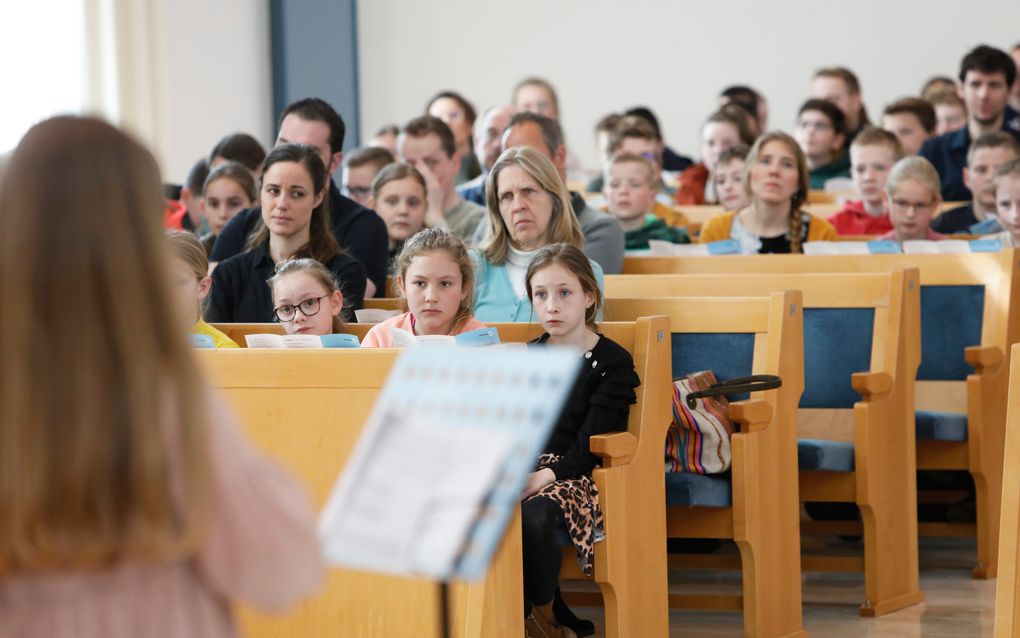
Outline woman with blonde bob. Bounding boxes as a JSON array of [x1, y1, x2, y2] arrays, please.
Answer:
[[699, 131, 836, 254], [0, 116, 322, 637], [473, 146, 604, 322]]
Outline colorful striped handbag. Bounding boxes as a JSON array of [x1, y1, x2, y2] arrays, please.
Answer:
[[665, 372, 782, 474]]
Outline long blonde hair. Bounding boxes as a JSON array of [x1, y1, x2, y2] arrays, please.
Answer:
[[480, 146, 583, 265], [743, 132, 811, 253], [168, 229, 209, 279], [0, 117, 209, 575], [393, 228, 475, 332], [167, 229, 210, 320]]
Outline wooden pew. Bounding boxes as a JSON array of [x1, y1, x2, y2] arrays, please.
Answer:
[[672, 202, 968, 236], [200, 348, 521, 637], [994, 344, 1020, 635], [622, 251, 1020, 579], [364, 297, 403, 311], [487, 319, 672, 638], [604, 292, 808, 637], [214, 322, 368, 345], [203, 317, 672, 638], [605, 271, 924, 616]]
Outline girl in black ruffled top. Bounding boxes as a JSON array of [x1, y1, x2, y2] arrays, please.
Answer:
[[522, 243, 640, 638]]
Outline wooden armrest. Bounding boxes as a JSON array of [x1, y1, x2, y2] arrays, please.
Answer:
[[851, 371, 893, 401], [591, 432, 638, 466], [730, 399, 772, 433], [965, 345, 1003, 373]]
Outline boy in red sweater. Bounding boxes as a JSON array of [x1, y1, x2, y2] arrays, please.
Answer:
[[827, 127, 903, 235]]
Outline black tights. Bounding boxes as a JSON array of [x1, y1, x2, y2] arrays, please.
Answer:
[[521, 495, 564, 608]]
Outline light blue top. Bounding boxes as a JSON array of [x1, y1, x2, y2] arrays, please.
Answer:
[[470, 248, 605, 323]]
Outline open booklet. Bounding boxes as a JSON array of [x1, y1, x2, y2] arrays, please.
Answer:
[[244, 333, 361, 348], [647, 239, 741, 256], [318, 345, 581, 580], [389, 326, 502, 348], [803, 238, 1002, 255]]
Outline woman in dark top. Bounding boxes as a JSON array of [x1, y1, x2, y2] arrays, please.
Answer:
[[522, 243, 640, 638], [207, 144, 366, 323]]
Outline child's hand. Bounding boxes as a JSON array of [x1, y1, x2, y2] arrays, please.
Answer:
[[412, 161, 446, 227], [521, 468, 556, 500]]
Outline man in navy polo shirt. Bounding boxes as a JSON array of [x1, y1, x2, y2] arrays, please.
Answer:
[[920, 45, 1020, 202]]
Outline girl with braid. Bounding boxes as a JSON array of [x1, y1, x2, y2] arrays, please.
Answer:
[[699, 132, 836, 253]]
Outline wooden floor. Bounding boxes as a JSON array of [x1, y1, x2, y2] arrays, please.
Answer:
[[569, 537, 994, 637]]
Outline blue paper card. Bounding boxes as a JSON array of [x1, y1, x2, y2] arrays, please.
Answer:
[[867, 240, 902, 254], [969, 218, 1003, 235], [190, 334, 215, 348], [970, 239, 1002, 253], [707, 239, 741, 255], [321, 333, 361, 348], [454, 327, 501, 347]]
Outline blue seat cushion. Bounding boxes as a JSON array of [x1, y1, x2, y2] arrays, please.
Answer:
[[917, 286, 984, 381], [801, 308, 874, 409], [916, 410, 968, 442], [665, 472, 732, 507], [671, 333, 755, 401], [798, 439, 855, 472]]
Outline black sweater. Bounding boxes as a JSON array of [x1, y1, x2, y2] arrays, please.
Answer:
[[205, 242, 366, 323], [529, 334, 640, 480], [210, 181, 388, 294]]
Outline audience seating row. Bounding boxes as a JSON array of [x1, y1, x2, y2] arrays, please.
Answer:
[[607, 270, 924, 617], [207, 248, 1020, 636], [623, 250, 1020, 579]]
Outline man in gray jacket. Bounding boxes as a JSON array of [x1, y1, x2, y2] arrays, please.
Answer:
[[479, 112, 625, 274]]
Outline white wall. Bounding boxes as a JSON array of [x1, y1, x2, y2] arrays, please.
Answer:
[[121, 0, 273, 184], [357, 0, 1020, 174], [156, 0, 273, 183]]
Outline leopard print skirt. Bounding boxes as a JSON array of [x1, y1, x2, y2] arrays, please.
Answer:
[[527, 453, 605, 576]]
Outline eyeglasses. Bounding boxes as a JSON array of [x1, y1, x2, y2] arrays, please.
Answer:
[[891, 198, 935, 213], [344, 186, 372, 200], [274, 295, 329, 322], [797, 120, 833, 132]]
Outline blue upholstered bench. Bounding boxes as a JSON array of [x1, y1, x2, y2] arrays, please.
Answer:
[[665, 307, 873, 508], [913, 285, 984, 441], [666, 331, 754, 507], [799, 439, 855, 472]]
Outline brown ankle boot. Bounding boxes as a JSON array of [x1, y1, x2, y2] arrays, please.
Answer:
[[525, 602, 577, 638]]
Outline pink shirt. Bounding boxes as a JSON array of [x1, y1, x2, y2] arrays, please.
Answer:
[[879, 228, 946, 241], [361, 311, 487, 347], [0, 395, 324, 638]]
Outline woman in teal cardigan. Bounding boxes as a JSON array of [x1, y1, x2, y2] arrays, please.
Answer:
[[471, 147, 604, 322]]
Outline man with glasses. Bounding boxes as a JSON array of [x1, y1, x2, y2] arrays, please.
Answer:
[[341, 146, 395, 207], [794, 99, 850, 189]]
